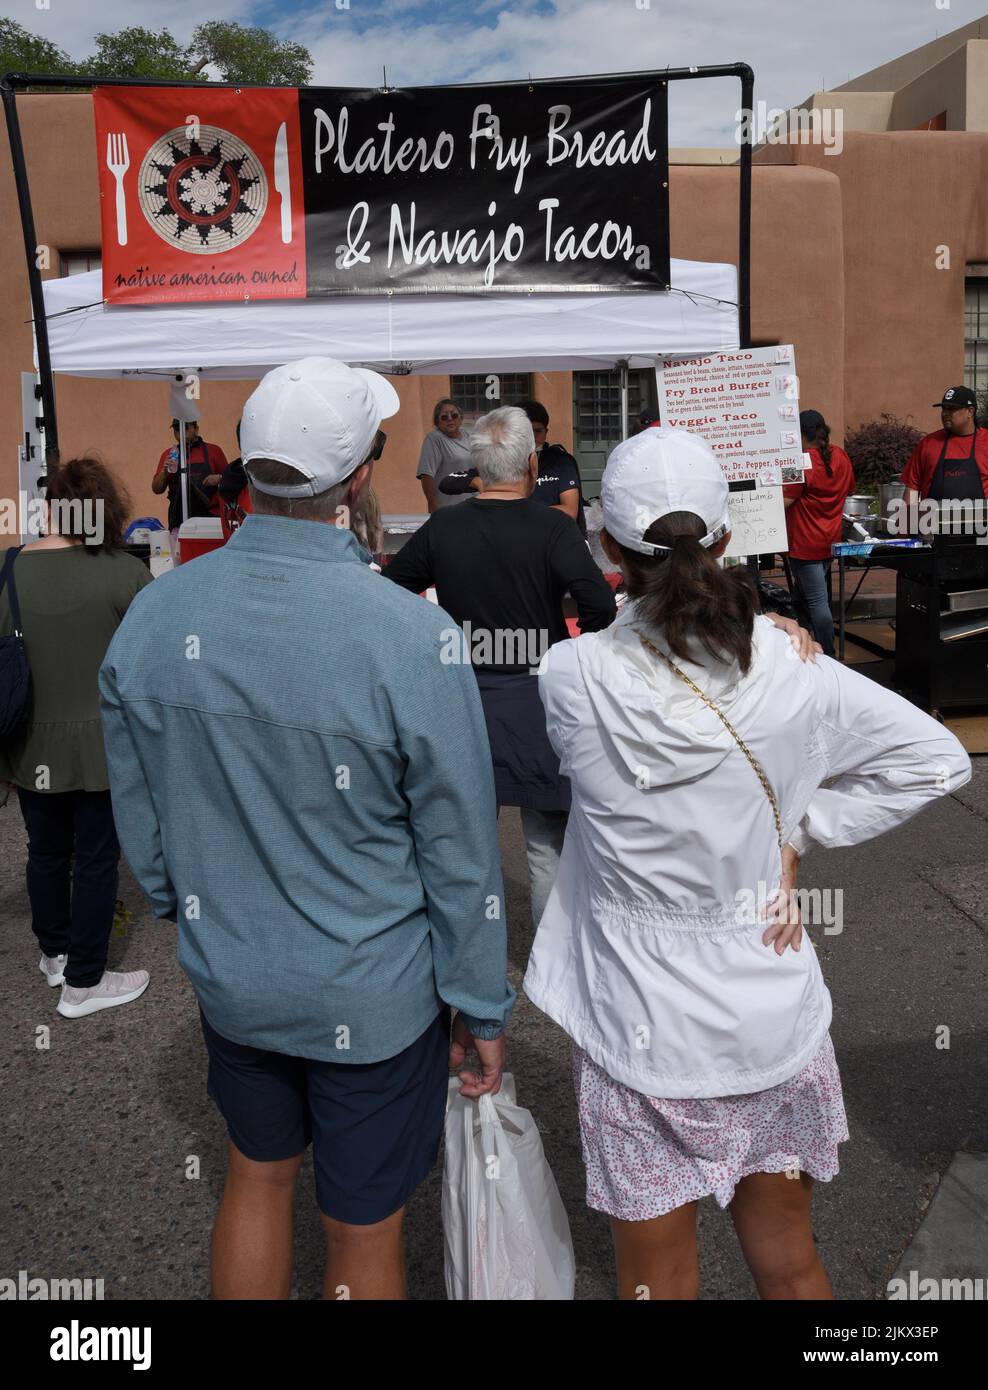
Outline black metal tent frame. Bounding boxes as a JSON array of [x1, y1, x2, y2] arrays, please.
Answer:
[[1, 64, 754, 467]]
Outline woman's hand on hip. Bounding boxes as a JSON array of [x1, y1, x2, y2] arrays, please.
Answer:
[[762, 842, 803, 955], [767, 612, 821, 662]]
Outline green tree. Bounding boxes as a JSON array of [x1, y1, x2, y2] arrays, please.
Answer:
[[0, 17, 77, 76], [189, 22, 313, 86], [84, 27, 199, 81], [5, 19, 313, 87]]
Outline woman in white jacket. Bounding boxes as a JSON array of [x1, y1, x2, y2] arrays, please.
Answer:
[[524, 427, 971, 1300]]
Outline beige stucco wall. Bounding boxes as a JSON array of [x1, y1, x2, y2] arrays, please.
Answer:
[[669, 149, 740, 165], [966, 42, 988, 132], [890, 44, 967, 131], [798, 91, 895, 134], [793, 35, 988, 135], [768, 130, 988, 437], [836, 18, 988, 94], [670, 163, 845, 438]]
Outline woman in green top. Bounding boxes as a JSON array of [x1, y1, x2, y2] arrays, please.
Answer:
[[0, 457, 152, 1018]]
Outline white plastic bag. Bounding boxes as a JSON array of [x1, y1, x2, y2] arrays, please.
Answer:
[[442, 1073, 576, 1300]]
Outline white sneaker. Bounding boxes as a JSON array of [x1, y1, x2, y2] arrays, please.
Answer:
[[40, 954, 68, 987], [57, 969, 149, 1018]]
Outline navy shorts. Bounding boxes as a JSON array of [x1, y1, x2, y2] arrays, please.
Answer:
[[200, 1006, 451, 1225]]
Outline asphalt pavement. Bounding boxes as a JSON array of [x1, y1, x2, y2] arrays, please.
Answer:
[[1, 762, 986, 1300]]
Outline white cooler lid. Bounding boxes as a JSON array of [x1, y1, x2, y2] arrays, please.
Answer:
[[177, 517, 225, 538]]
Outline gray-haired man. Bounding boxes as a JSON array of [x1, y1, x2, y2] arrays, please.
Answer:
[[386, 405, 617, 928]]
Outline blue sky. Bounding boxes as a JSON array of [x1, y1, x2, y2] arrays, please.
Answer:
[[5, 0, 985, 144]]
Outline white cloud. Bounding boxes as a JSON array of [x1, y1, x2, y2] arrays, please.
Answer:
[[294, 0, 952, 144], [3, 0, 249, 59], [3, 0, 966, 145]]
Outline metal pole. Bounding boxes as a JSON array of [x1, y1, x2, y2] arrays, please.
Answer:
[[736, 64, 755, 575], [179, 426, 190, 526], [619, 361, 629, 442], [3, 63, 760, 94], [737, 65, 754, 349], [2, 81, 59, 466]]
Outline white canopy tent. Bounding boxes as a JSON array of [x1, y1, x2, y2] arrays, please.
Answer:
[[38, 260, 739, 379]]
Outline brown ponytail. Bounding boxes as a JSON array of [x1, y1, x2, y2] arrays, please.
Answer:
[[616, 511, 758, 673], [812, 424, 833, 476], [44, 456, 131, 551]]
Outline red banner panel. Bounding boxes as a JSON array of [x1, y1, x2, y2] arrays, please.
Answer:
[[94, 86, 306, 304]]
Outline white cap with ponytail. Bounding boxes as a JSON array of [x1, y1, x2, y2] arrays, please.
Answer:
[[601, 427, 731, 555]]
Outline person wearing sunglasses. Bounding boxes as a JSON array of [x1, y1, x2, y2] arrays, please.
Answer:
[[416, 399, 472, 512]]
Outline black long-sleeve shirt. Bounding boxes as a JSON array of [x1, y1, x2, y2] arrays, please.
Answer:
[[384, 497, 615, 672]]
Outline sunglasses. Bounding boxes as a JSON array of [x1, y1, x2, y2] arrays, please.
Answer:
[[370, 429, 387, 461], [438, 411, 461, 422]]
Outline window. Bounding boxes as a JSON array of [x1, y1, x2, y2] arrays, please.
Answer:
[[964, 278, 988, 400], [573, 369, 656, 444], [572, 368, 658, 496], [449, 373, 531, 422], [60, 251, 101, 277]]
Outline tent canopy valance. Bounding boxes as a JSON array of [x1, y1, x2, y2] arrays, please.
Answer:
[[38, 260, 739, 380]]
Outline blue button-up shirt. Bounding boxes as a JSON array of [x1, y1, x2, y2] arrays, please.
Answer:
[[99, 514, 515, 1061]]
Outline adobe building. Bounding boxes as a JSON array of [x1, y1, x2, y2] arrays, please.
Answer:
[[787, 14, 988, 134], [1, 16, 986, 524]]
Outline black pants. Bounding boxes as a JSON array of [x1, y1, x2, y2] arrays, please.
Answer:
[[16, 788, 120, 988]]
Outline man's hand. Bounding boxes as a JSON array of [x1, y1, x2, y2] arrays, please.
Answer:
[[767, 612, 821, 662], [202, 473, 223, 487], [762, 841, 803, 955], [448, 1012, 504, 1098]]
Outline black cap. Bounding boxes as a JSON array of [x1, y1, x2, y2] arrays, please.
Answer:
[[638, 405, 661, 428], [933, 386, 977, 410], [799, 409, 827, 435]]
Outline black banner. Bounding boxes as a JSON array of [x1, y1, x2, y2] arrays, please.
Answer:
[[298, 78, 669, 295]]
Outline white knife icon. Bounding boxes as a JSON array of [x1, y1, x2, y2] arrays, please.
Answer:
[[274, 123, 292, 244]]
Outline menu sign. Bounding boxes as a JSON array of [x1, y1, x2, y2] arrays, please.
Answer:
[[656, 345, 803, 556]]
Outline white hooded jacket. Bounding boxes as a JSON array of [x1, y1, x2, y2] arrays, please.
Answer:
[[523, 603, 972, 1099]]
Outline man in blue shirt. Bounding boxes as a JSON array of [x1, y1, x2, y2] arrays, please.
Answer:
[[100, 357, 514, 1300]]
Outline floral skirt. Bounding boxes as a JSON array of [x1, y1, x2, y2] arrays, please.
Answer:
[[571, 1033, 849, 1222]]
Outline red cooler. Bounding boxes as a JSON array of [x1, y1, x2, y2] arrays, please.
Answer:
[[177, 517, 226, 564]]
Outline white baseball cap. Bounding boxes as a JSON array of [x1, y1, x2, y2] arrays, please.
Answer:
[[241, 357, 400, 498], [601, 427, 731, 555]]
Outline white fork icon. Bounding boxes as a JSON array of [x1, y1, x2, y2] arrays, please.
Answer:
[[106, 132, 130, 246]]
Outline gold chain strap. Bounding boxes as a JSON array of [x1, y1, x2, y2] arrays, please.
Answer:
[[636, 631, 783, 853]]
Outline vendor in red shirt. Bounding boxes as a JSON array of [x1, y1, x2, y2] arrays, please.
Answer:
[[151, 418, 228, 539], [783, 409, 855, 657], [901, 386, 988, 506]]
